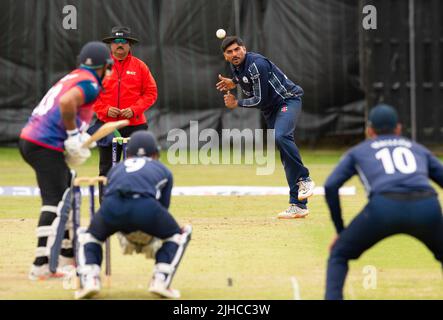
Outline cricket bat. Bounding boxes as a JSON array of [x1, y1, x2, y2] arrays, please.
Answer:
[[82, 119, 130, 148]]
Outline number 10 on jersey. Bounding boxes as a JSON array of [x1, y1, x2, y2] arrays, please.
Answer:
[[375, 147, 417, 174]]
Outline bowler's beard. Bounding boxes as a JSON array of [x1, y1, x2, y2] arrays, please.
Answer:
[[232, 56, 245, 66]]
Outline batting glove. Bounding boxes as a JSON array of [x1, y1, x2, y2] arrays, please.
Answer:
[[64, 129, 92, 166]]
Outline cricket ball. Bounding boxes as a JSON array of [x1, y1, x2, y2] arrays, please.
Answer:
[[216, 29, 226, 39]]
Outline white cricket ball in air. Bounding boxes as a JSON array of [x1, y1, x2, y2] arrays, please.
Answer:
[[216, 28, 226, 39]]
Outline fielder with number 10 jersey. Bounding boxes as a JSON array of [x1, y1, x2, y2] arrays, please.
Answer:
[[330, 136, 441, 197], [324, 104, 443, 300]]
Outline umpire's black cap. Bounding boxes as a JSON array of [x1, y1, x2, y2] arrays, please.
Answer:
[[102, 26, 140, 44], [79, 41, 113, 69], [368, 104, 399, 131], [127, 131, 161, 157]]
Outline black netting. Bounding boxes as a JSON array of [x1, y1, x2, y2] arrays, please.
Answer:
[[2, 0, 440, 146]]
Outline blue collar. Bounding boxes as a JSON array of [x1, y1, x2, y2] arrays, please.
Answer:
[[80, 66, 103, 87]]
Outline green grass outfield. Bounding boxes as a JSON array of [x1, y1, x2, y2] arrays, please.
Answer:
[[0, 147, 442, 300]]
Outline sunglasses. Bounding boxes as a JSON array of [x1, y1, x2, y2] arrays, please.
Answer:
[[112, 38, 128, 44]]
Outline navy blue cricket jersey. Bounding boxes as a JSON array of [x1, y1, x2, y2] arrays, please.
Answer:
[[104, 157, 173, 209], [231, 52, 304, 120], [325, 134, 443, 232]]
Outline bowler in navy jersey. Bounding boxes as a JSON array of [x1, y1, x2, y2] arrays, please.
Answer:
[[324, 104, 443, 299], [216, 36, 315, 219]]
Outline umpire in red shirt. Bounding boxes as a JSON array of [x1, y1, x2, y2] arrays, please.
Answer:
[[90, 26, 158, 187]]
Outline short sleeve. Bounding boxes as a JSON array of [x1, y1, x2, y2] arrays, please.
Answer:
[[76, 80, 100, 104]]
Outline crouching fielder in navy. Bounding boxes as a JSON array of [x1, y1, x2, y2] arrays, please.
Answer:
[[324, 104, 443, 299], [75, 131, 192, 299]]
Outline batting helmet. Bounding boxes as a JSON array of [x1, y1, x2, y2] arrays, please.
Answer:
[[78, 41, 113, 69], [127, 131, 161, 157]]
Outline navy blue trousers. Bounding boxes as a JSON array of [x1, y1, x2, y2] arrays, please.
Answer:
[[325, 194, 443, 300], [85, 195, 182, 266], [266, 97, 310, 206]]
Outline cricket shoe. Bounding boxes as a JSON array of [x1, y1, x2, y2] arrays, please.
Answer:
[[297, 177, 315, 200], [28, 264, 68, 281], [149, 274, 181, 299], [277, 204, 309, 219], [75, 274, 101, 299]]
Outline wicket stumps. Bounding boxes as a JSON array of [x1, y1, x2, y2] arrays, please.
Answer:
[[72, 176, 109, 286], [108, 137, 130, 277], [111, 137, 131, 165]]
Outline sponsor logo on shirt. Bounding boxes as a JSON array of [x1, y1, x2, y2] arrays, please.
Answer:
[[126, 71, 137, 75], [242, 76, 249, 83]]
